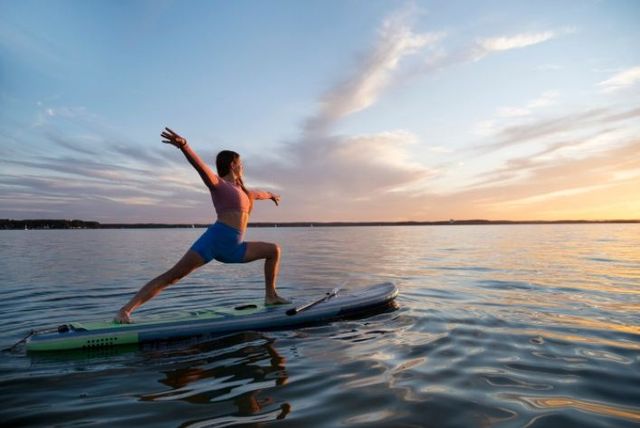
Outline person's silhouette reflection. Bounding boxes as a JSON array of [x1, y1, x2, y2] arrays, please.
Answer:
[[144, 334, 291, 420]]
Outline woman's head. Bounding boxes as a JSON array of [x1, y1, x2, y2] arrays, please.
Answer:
[[216, 150, 242, 178]]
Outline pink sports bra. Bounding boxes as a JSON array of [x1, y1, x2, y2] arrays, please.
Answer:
[[211, 179, 273, 215], [212, 179, 251, 215]]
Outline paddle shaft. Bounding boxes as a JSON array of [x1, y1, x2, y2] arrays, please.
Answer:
[[286, 287, 340, 316]]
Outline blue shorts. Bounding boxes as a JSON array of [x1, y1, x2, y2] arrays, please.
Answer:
[[190, 222, 248, 264]]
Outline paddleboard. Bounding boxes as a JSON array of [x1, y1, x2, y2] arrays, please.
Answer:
[[26, 282, 398, 352]]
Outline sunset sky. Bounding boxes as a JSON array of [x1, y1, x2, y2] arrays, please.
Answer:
[[1, 0, 639, 223]]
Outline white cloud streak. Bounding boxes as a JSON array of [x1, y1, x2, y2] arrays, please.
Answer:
[[305, 11, 444, 135], [468, 31, 559, 62], [598, 66, 640, 93], [477, 31, 555, 52], [414, 28, 564, 77], [473, 106, 640, 155], [474, 91, 560, 136]]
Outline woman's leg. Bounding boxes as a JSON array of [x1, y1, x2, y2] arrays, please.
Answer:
[[243, 242, 290, 305], [115, 250, 206, 323]]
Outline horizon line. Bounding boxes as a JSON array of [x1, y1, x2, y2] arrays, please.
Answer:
[[2, 218, 639, 230]]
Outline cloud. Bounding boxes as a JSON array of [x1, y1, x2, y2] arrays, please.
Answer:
[[474, 106, 640, 154], [493, 91, 559, 118], [247, 129, 438, 220], [526, 91, 559, 109], [469, 127, 624, 188], [499, 106, 639, 144], [496, 107, 531, 118], [414, 28, 566, 76], [304, 10, 443, 135], [598, 66, 640, 93], [477, 31, 556, 52], [0, 162, 210, 221], [0, 106, 212, 222], [44, 131, 100, 156], [429, 137, 640, 220], [449, 95, 640, 220], [496, 183, 612, 206], [32, 103, 180, 170], [492, 138, 640, 208], [4, 156, 148, 182], [472, 91, 559, 138], [467, 30, 561, 62]]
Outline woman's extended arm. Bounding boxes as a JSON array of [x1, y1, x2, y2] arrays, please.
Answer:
[[161, 127, 219, 190], [249, 189, 281, 206]]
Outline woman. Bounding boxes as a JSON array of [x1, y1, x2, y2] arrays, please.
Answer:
[[114, 127, 290, 324]]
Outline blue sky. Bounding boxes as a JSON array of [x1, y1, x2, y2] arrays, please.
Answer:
[[1, 0, 639, 222]]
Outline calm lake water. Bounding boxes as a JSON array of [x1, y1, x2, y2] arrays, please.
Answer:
[[1, 225, 639, 427]]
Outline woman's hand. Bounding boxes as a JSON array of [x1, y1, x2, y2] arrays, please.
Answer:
[[161, 127, 188, 148], [270, 193, 281, 206]]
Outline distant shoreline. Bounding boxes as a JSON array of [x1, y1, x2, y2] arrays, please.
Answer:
[[2, 218, 638, 230]]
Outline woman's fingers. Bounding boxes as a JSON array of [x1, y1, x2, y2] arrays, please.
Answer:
[[162, 127, 181, 138], [165, 127, 182, 138], [161, 127, 186, 147]]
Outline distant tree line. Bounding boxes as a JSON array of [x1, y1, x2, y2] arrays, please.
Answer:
[[0, 219, 204, 229], [1, 219, 100, 230]]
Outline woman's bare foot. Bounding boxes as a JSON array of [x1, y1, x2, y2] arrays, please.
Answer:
[[114, 308, 133, 324], [265, 294, 291, 305]]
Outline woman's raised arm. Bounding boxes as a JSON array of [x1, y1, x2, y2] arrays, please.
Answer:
[[161, 127, 219, 190]]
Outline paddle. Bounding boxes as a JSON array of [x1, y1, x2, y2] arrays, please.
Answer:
[[286, 287, 340, 316]]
